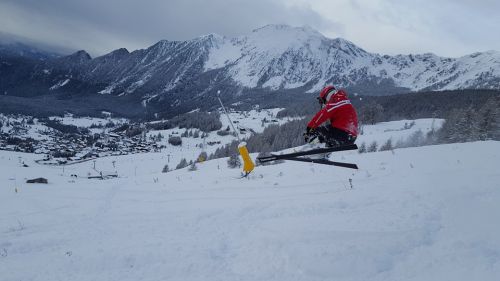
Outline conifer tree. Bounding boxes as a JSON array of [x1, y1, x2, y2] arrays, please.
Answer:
[[188, 162, 197, 171], [162, 165, 169, 173], [358, 142, 367, 153], [176, 158, 188, 170], [379, 139, 393, 151], [227, 154, 241, 169], [367, 141, 378, 152]]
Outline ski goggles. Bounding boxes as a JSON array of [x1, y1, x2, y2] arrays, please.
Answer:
[[317, 96, 326, 105]]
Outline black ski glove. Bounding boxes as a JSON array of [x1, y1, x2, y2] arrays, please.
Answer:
[[303, 132, 310, 143], [304, 127, 316, 143]]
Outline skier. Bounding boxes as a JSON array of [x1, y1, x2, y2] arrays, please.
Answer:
[[304, 85, 358, 147]]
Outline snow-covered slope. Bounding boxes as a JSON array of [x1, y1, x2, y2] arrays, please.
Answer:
[[1, 137, 499, 280], [357, 118, 444, 147], [145, 108, 298, 166]]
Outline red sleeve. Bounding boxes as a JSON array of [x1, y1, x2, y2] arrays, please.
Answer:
[[307, 107, 330, 129]]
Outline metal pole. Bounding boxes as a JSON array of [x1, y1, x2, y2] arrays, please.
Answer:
[[217, 90, 240, 142]]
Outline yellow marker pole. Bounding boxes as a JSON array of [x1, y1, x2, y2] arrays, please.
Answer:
[[238, 142, 255, 175], [217, 91, 255, 176]]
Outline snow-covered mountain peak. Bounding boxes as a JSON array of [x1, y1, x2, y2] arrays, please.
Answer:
[[197, 33, 224, 41], [5, 24, 498, 110], [329, 37, 368, 57], [97, 48, 130, 61], [251, 24, 325, 38], [192, 33, 228, 51], [65, 50, 92, 62], [148, 39, 177, 51], [201, 25, 500, 92], [110, 47, 129, 56], [247, 24, 326, 50]]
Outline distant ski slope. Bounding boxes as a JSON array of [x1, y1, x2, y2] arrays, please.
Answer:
[[0, 129, 499, 280]]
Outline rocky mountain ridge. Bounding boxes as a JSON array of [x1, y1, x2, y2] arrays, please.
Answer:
[[1, 24, 499, 117]]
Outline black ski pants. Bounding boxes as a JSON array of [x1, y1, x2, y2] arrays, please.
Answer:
[[315, 125, 356, 147]]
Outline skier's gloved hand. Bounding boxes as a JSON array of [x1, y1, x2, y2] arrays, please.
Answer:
[[303, 132, 310, 143], [304, 127, 316, 143]]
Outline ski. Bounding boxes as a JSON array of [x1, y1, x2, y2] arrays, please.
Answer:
[[284, 157, 358, 169], [257, 143, 358, 163]]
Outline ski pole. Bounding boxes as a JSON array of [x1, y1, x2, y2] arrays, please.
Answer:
[[217, 90, 240, 142], [216, 90, 254, 175]]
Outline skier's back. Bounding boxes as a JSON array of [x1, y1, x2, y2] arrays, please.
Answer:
[[304, 85, 358, 147]]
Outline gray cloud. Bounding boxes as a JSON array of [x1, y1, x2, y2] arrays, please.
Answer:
[[0, 0, 340, 56], [350, 0, 500, 56], [0, 0, 498, 58]]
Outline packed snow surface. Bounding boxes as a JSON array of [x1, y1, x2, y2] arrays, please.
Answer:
[[1, 130, 499, 280]]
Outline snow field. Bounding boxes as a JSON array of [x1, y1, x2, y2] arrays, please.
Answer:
[[146, 108, 297, 167], [1, 140, 499, 281], [357, 118, 444, 147]]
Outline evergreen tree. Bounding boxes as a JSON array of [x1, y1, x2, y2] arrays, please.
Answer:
[[188, 162, 197, 171], [407, 130, 425, 147], [162, 165, 169, 173], [156, 133, 163, 141], [176, 158, 188, 170], [442, 107, 480, 143], [358, 142, 367, 153], [168, 136, 182, 146], [439, 109, 464, 143], [462, 107, 480, 142], [359, 101, 384, 125], [367, 141, 378, 152], [379, 139, 393, 151], [227, 154, 241, 169], [477, 97, 500, 140]]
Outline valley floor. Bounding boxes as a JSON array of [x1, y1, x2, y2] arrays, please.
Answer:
[[1, 141, 499, 281]]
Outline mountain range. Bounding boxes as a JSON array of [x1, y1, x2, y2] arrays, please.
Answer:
[[1, 24, 499, 118]]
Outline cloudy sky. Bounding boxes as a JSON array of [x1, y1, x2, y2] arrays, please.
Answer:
[[1, 0, 499, 57]]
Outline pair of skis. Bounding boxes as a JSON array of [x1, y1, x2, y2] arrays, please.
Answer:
[[257, 143, 358, 169]]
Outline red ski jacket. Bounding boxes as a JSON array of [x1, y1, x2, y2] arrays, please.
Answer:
[[307, 89, 359, 136]]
